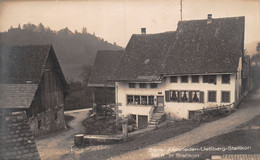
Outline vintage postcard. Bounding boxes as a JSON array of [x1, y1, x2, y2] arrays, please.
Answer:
[[0, 0, 260, 159]]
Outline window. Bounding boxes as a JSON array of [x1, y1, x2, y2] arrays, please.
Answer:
[[222, 74, 230, 84], [221, 91, 230, 103], [166, 90, 204, 103], [139, 83, 147, 88], [127, 95, 154, 106], [170, 76, 178, 83], [208, 91, 217, 102], [150, 83, 158, 88], [203, 75, 217, 84], [148, 96, 154, 105], [170, 90, 179, 102], [129, 83, 136, 88], [141, 96, 147, 105], [181, 91, 189, 102], [127, 95, 134, 105], [191, 91, 200, 102], [181, 76, 188, 83], [134, 95, 140, 105], [192, 75, 199, 83]]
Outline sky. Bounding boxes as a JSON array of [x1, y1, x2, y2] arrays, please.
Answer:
[[0, 0, 259, 48]]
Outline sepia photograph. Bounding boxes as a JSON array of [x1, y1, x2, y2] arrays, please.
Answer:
[[0, 0, 260, 159]]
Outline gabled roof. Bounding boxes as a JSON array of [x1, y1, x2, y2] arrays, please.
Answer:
[[163, 16, 245, 75], [88, 50, 123, 87], [111, 16, 245, 82], [0, 84, 38, 109], [0, 45, 68, 87], [1, 45, 50, 84], [0, 111, 40, 160], [0, 44, 68, 109], [110, 31, 176, 82]]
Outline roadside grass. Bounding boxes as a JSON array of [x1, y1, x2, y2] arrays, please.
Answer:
[[155, 115, 260, 160], [79, 115, 232, 160], [78, 94, 254, 160]]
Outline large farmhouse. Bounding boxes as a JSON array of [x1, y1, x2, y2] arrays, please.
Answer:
[[88, 15, 247, 128], [108, 15, 246, 127], [0, 45, 68, 136]]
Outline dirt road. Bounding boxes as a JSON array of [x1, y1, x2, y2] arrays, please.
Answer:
[[36, 109, 90, 160], [110, 90, 260, 160]]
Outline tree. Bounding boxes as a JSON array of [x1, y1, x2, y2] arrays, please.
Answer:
[[38, 23, 45, 33], [23, 23, 37, 31], [251, 42, 260, 66], [257, 42, 260, 54], [82, 27, 87, 34], [80, 65, 92, 86]]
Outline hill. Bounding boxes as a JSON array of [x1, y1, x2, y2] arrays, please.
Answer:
[[0, 23, 123, 81]]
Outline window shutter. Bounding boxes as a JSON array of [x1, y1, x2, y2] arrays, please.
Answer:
[[200, 91, 204, 103], [189, 91, 192, 103], [165, 91, 170, 102], [178, 91, 181, 102]]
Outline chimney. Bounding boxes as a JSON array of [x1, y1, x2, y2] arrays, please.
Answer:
[[207, 14, 213, 24], [141, 28, 146, 34]]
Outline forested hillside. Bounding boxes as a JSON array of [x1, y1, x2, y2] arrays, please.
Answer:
[[0, 23, 122, 81]]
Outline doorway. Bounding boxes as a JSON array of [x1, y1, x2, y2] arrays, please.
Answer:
[[156, 96, 164, 112]]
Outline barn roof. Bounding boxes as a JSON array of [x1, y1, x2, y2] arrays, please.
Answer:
[[0, 111, 40, 160], [0, 44, 68, 109], [88, 50, 123, 87], [110, 16, 245, 82], [0, 44, 67, 87], [0, 84, 38, 109]]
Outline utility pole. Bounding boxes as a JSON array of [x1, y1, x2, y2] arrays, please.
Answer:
[[180, 0, 183, 22]]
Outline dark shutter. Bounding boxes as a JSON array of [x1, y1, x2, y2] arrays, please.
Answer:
[[200, 91, 204, 103], [178, 91, 181, 102], [189, 91, 192, 103], [165, 91, 170, 102]]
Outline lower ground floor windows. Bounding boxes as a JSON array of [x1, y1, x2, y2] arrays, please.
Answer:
[[127, 95, 154, 105], [221, 91, 230, 103]]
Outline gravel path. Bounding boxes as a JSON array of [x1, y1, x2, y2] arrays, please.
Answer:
[[110, 90, 260, 160], [36, 108, 90, 160]]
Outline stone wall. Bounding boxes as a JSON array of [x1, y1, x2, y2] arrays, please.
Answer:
[[28, 107, 65, 136], [0, 111, 40, 160]]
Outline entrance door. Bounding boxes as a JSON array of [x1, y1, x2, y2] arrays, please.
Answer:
[[157, 96, 164, 112]]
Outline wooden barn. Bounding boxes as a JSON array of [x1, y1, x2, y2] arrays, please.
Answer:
[[88, 50, 123, 107], [0, 44, 69, 136]]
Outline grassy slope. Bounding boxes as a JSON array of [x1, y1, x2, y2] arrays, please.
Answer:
[[155, 115, 260, 160]]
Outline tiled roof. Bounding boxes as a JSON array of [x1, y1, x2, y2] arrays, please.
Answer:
[[0, 111, 40, 160], [88, 50, 123, 87], [110, 32, 176, 81], [0, 45, 51, 84], [0, 84, 38, 109], [111, 16, 244, 81], [0, 44, 68, 109], [163, 16, 245, 75]]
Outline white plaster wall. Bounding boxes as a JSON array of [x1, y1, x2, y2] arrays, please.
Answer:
[[164, 74, 236, 119], [115, 81, 165, 120], [235, 57, 243, 100], [116, 72, 239, 119]]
